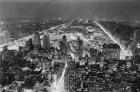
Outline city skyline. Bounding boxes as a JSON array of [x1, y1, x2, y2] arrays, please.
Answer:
[[0, 9, 139, 91]]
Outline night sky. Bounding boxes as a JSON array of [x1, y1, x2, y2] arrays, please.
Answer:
[[0, 0, 140, 20]]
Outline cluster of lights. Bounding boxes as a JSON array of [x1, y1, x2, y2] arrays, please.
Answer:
[[95, 21, 133, 60]]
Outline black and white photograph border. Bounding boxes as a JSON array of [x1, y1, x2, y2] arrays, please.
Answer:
[[0, 0, 140, 92]]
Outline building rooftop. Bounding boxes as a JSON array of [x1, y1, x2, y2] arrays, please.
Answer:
[[103, 43, 120, 49]]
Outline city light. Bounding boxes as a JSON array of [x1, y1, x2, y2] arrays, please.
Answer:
[[0, 21, 4, 25], [23, 89, 34, 92], [95, 21, 133, 60], [0, 18, 139, 92], [50, 62, 68, 92]]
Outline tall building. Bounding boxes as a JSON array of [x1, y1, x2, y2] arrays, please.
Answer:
[[133, 29, 140, 64], [77, 36, 83, 58], [103, 43, 120, 60], [62, 35, 67, 44], [32, 32, 41, 49], [25, 38, 34, 51], [59, 41, 67, 55], [60, 35, 68, 55], [42, 34, 50, 50]]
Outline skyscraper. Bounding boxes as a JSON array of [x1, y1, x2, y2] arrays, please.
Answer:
[[32, 32, 41, 49], [77, 36, 83, 58], [42, 33, 50, 50], [59, 41, 67, 55], [25, 38, 34, 51], [60, 35, 68, 55], [62, 35, 67, 43]]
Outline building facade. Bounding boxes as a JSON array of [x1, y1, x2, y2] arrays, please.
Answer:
[[77, 36, 83, 59], [133, 29, 140, 64], [32, 32, 41, 49], [42, 34, 50, 50], [103, 43, 120, 60]]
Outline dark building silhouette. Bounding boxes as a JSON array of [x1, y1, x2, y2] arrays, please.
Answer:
[[32, 32, 41, 49], [25, 38, 34, 51], [77, 36, 83, 59], [60, 35, 68, 55], [59, 41, 67, 55], [42, 34, 50, 50], [62, 35, 67, 43]]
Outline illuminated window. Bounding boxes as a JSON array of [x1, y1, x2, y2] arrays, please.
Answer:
[[137, 43, 140, 48]]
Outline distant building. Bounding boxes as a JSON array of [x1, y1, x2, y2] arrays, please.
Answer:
[[59, 41, 67, 55], [42, 34, 50, 50], [90, 48, 98, 59], [40, 58, 52, 70], [32, 32, 41, 49], [59, 35, 68, 55], [0, 45, 16, 64], [62, 35, 67, 43], [25, 38, 34, 51], [77, 36, 83, 59], [103, 43, 120, 60], [133, 29, 140, 64]]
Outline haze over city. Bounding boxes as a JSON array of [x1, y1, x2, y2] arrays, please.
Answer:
[[0, 0, 140, 21]]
